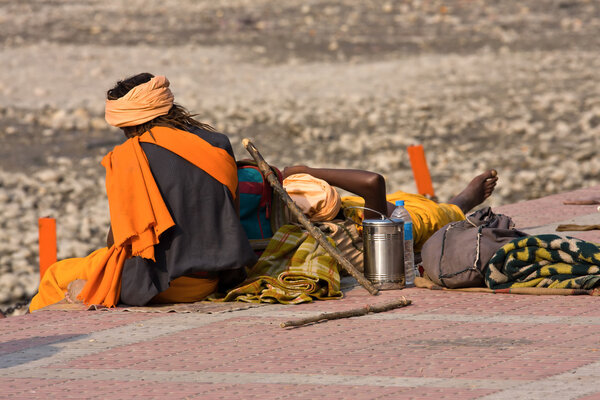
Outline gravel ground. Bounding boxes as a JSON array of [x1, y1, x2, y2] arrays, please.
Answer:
[[1, 0, 599, 315]]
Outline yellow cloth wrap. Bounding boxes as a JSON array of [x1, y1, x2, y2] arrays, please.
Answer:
[[30, 247, 110, 312], [341, 191, 465, 252], [150, 276, 219, 304]]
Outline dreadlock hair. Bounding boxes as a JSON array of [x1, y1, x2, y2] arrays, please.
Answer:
[[106, 72, 215, 138]]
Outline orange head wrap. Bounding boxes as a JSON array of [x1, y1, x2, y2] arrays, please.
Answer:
[[105, 75, 174, 127], [283, 173, 342, 222]]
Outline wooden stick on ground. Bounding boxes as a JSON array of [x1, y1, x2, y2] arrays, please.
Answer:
[[280, 297, 411, 328], [563, 199, 600, 205], [242, 138, 379, 296]]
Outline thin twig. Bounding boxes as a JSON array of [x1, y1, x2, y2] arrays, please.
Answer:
[[280, 297, 412, 328]]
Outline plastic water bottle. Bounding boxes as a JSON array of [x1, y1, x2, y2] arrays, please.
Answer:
[[390, 200, 411, 221], [390, 200, 415, 287], [403, 221, 415, 287]]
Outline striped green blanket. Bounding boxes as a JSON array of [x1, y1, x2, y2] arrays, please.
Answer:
[[485, 234, 600, 290], [220, 224, 342, 304]]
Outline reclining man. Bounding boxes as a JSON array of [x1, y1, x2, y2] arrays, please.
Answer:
[[220, 164, 498, 303], [282, 165, 498, 252]]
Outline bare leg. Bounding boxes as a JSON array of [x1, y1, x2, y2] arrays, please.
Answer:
[[448, 170, 498, 214]]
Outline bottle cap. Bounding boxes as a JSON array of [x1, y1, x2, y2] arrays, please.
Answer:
[[395, 200, 405, 206]]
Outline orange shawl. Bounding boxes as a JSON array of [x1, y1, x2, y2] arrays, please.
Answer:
[[77, 126, 237, 307]]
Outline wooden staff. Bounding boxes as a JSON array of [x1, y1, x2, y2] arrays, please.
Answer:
[[280, 297, 411, 328], [242, 138, 379, 296]]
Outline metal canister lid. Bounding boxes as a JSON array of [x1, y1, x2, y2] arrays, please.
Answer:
[[362, 218, 398, 227], [363, 218, 403, 235]]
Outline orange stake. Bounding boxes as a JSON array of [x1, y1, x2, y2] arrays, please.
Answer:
[[38, 217, 57, 279], [407, 144, 435, 198]]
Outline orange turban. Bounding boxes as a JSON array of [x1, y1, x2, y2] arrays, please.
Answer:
[[283, 173, 342, 222], [105, 75, 174, 127]]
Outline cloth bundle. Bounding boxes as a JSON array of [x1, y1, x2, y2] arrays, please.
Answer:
[[421, 207, 525, 289], [485, 234, 600, 290], [220, 224, 342, 304]]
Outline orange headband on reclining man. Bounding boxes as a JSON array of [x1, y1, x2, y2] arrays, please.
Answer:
[[105, 75, 174, 128], [283, 173, 342, 222]]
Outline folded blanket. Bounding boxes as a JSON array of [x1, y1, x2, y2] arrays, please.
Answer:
[[416, 275, 599, 295], [485, 234, 600, 290], [220, 224, 342, 304]]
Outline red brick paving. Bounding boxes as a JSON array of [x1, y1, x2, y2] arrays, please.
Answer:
[[2, 186, 600, 399], [495, 185, 600, 243]]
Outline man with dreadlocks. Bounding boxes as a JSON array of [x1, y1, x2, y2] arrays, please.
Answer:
[[30, 73, 256, 311]]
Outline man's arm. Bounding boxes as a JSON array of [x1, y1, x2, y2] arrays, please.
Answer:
[[283, 165, 390, 219]]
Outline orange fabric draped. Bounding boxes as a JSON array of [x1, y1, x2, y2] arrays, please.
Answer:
[[75, 245, 130, 308], [150, 276, 219, 304], [29, 247, 110, 312], [101, 133, 175, 261], [30, 126, 238, 311], [139, 126, 238, 200]]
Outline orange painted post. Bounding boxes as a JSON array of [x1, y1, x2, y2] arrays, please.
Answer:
[[38, 217, 57, 279], [407, 144, 435, 198]]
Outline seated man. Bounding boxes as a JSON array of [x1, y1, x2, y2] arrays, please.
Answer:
[[282, 165, 498, 252], [30, 73, 256, 311]]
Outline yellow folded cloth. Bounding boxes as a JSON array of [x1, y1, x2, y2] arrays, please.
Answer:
[[342, 191, 464, 252]]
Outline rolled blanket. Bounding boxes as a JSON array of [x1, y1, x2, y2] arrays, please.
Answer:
[[220, 224, 342, 304], [485, 234, 600, 290]]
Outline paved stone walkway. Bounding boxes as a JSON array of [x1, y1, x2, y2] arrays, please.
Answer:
[[1, 186, 600, 399]]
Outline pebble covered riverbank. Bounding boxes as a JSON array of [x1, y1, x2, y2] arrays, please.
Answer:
[[1, 0, 599, 314]]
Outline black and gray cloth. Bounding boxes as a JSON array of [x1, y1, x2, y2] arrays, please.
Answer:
[[119, 127, 256, 306]]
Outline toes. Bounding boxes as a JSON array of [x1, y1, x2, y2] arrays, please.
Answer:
[[483, 169, 498, 181]]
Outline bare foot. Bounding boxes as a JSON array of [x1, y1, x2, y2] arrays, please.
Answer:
[[65, 279, 87, 303], [448, 170, 498, 214]]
